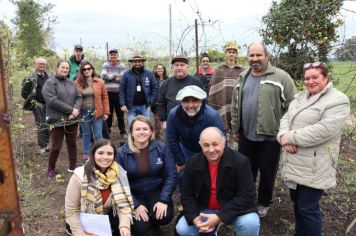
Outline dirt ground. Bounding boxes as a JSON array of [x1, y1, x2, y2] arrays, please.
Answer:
[[13, 112, 356, 236]]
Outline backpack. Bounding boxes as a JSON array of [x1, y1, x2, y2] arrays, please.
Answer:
[[21, 73, 38, 111]]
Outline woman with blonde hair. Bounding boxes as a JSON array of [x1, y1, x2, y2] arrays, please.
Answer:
[[117, 115, 177, 235]]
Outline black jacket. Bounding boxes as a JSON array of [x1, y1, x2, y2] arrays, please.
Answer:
[[181, 147, 257, 224]]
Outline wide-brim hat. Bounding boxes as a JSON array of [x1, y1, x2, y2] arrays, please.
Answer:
[[171, 55, 189, 64], [176, 85, 207, 101], [128, 53, 146, 62]]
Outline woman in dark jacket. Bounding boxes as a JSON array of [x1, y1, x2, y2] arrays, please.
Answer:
[[116, 115, 177, 235], [42, 59, 82, 179], [151, 64, 168, 140]]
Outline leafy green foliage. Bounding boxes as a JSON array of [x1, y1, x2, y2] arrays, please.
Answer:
[[11, 0, 57, 62], [261, 0, 343, 80], [335, 37, 356, 61]]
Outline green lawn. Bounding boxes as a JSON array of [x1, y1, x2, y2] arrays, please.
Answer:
[[331, 60, 356, 101]]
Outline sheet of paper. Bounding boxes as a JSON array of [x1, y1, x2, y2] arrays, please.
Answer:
[[80, 213, 112, 236]]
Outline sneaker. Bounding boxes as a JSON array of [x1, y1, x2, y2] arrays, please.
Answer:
[[257, 205, 270, 218], [83, 154, 89, 160], [40, 148, 49, 157], [48, 169, 56, 180]]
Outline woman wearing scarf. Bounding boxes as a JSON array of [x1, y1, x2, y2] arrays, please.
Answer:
[[117, 115, 177, 236], [65, 139, 134, 236]]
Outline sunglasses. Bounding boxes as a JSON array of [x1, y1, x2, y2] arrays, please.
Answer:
[[303, 62, 324, 69], [82, 67, 92, 71]]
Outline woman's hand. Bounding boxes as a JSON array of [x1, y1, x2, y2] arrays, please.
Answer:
[[153, 202, 168, 220], [83, 231, 96, 236], [72, 108, 80, 117], [135, 205, 149, 222], [119, 226, 131, 236], [280, 134, 290, 145], [283, 144, 298, 154]]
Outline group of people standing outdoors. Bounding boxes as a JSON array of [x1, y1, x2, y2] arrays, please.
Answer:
[[21, 41, 350, 236]]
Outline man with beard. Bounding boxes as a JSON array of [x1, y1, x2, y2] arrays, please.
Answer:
[[231, 42, 296, 218], [208, 44, 244, 146], [156, 55, 204, 130], [69, 45, 84, 80], [166, 85, 224, 185], [120, 53, 158, 125]]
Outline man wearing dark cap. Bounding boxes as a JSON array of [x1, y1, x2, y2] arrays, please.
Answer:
[[156, 55, 204, 130], [69, 45, 84, 80], [101, 48, 127, 138], [119, 53, 158, 124]]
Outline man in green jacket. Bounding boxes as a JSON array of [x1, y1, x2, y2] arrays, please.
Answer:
[[231, 42, 297, 218], [69, 45, 84, 80]]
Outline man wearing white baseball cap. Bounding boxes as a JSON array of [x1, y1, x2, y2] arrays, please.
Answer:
[[166, 85, 225, 185]]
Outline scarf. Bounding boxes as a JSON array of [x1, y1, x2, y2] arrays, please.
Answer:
[[80, 162, 134, 222]]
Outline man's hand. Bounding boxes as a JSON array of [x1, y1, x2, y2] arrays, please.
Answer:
[[103, 114, 109, 120], [232, 133, 240, 142], [176, 164, 185, 173], [161, 121, 167, 129], [196, 213, 221, 233], [135, 205, 149, 222], [153, 202, 168, 220], [121, 105, 128, 113]]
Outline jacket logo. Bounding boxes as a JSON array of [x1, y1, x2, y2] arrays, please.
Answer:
[[156, 158, 163, 165], [145, 77, 150, 86]]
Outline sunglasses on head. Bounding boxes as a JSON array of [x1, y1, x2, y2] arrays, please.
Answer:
[[82, 67, 92, 71], [303, 62, 324, 69]]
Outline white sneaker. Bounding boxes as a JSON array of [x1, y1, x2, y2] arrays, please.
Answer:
[[257, 205, 270, 217]]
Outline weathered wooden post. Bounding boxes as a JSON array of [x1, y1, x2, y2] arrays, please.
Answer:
[[0, 40, 24, 235]]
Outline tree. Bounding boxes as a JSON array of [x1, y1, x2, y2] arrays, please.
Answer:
[[335, 36, 356, 60], [11, 0, 56, 60], [260, 0, 343, 80]]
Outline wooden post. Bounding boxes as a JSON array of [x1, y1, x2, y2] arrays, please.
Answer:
[[0, 40, 24, 235], [195, 19, 199, 73]]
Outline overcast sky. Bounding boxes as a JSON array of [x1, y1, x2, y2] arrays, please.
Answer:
[[1, 0, 356, 57]]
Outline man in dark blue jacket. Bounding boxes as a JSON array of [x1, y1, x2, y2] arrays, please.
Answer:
[[120, 53, 158, 124], [166, 85, 224, 184]]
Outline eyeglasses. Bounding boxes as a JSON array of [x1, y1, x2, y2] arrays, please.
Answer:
[[303, 62, 324, 69], [82, 67, 92, 71]]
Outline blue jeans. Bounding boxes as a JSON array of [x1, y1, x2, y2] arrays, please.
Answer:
[[128, 105, 151, 125], [176, 209, 260, 236], [290, 185, 323, 236], [80, 109, 103, 153]]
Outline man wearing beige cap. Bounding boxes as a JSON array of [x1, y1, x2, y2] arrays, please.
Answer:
[[119, 53, 158, 124], [166, 85, 224, 184], [208, 44, 244, 146], [156, 55, 204, 129]]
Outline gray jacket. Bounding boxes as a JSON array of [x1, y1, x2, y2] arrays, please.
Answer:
[[277, 82, 350, 190], [42, 76, 82, 126]]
